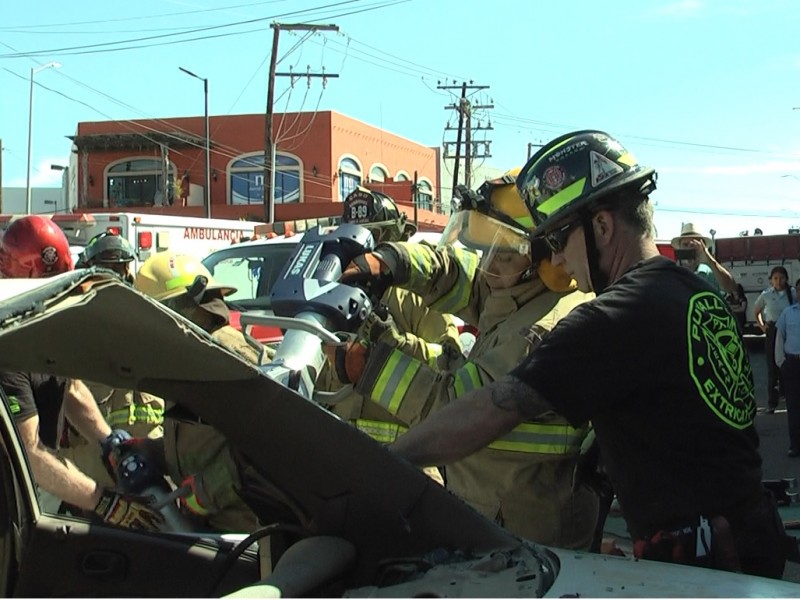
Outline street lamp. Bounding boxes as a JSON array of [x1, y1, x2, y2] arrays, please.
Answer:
[[26, 61, 61, 215], [51, 164, 68, 213], [179, 66, 211, 218]]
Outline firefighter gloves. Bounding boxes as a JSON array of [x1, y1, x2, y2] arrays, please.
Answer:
[[334, 339, 369, 384], [362, 307, 405, 349], [178, 474, 211, 517], [94, 489, 164, 531]]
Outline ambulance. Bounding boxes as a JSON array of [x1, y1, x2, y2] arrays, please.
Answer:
[[0, 212, 264, 270]]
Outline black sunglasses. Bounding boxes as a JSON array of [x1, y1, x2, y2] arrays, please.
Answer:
[[544, 220, 581, 254]]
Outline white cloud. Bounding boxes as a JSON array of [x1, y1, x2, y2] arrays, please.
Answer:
[[26, 157, 69, 188]]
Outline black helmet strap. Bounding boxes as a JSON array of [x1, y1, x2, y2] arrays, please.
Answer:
[[579, 209, 609, 294]]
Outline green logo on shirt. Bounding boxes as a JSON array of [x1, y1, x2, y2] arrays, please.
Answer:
[[687, 291, 755, 429], [6, 395, 20, 415]]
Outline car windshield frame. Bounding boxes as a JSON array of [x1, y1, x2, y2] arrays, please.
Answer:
[[201, 241, 297, 311]]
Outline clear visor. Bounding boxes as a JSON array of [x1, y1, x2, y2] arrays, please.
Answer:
[[439, 210, 531, 277], [363, 219, 401, 244]]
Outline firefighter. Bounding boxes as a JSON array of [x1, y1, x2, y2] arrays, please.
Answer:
[[65, 231, 164, 486], [134, 252, 266, 533], [76, 231, 136, 284], [382, 130, 787, 579], [336, 172, 599, 549], [0, 215, 163, 531], [325, 188, 461, 485]]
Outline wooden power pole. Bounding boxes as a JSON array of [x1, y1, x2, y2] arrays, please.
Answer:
[[264, 23, 339, 223], [440, 82, 493, 200]]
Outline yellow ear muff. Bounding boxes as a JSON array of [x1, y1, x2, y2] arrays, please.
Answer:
[[537, 258, 576, 292]]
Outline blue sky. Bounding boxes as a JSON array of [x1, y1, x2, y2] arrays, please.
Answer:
[[2, 0, 800, 239]]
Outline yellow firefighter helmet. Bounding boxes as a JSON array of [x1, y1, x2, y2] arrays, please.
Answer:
[[134, 252, 236, 302]]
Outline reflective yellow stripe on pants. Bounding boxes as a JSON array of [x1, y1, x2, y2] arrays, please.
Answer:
[[107, 404, 164, 429], [354, 419, 408, 444]]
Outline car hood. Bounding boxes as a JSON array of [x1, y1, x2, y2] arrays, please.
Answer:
[[544, 548, 800, 597], [0, 270, 519, 585]]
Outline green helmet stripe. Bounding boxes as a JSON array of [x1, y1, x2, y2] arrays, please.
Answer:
[[537, 178, 586, 218], [513, 214, 534, 229], [165, 274, 197, 290], [546, 135, 578, 153]]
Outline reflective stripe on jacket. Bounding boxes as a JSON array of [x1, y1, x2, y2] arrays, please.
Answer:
[[363, 240, 599, 549], [328, 285, 461, 428]]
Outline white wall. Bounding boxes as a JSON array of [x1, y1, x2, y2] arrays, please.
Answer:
[[0, 187, 67, 215]]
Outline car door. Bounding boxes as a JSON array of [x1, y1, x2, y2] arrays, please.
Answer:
[[0, 392, 259, 598]]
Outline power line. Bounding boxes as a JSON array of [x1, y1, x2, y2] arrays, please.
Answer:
[[0, 0, 395, 59], [0, 0, 298, 29]]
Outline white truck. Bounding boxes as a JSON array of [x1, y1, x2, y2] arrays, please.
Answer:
[[715, 232, 800, 332], [0, 212, 265, 270]]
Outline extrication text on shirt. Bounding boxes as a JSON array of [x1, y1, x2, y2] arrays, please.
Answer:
[[687, 291, 755, 430]]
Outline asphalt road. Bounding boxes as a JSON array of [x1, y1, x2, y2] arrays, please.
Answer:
[[745, 335, 800, 583], [603, 335, 800, 583]]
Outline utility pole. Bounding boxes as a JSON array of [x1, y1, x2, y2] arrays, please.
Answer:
[[440, 81, 493, 198], [413, 170, 419, 230], [527, 141, 544, 160], [264, 23, 339, 223]]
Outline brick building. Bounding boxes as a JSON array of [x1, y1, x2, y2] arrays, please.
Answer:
[[67, 110, 449, 231]]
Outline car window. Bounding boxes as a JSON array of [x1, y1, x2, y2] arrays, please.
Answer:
[[203, 244, 296, 309]]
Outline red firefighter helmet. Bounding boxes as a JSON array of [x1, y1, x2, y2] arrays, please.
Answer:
[[0, 216, 73, 278]]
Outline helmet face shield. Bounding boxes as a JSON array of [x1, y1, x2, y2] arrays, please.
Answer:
[[439, 210, 531, 277]]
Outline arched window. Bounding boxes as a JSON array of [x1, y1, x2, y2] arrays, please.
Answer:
[[395, 171, 410, 182], [229, 152, 302, 205], [338, 156, 362, 201], [416, 179, 434, 211], [369, 164, 388, 183], [106, 158, 175, 207]]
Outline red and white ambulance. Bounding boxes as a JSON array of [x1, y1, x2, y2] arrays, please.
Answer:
[[0, 212, 264, 271]]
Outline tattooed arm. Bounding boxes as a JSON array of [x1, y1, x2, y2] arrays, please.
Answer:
[[389, 374, 553, 467]]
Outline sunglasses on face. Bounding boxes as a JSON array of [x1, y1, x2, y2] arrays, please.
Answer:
[[544, 220, 581, 254]]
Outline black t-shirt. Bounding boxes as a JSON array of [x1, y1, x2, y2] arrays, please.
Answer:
[[511, 256, 762, 539], [0, 372, 68, 450]]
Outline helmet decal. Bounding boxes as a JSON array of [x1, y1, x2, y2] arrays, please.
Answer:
[[41, 246, 59, 266], [589, 151, 624, 187], [542, 165, 566, 190], [344, 188, 373, 224]]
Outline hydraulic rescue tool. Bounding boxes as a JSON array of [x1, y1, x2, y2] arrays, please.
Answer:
[[241, 223, 378, 401], [103, 430, 201, 532]]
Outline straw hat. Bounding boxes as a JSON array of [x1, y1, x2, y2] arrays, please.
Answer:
[[671, 223, 711, 249]]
